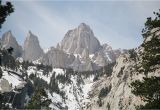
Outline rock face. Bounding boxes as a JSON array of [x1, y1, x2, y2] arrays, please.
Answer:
[[84, 27, 160, 110], [1, 23, 123, 71], [60, 23, 102, 55], [23, 31, 44, 61], [41, 23, 123, 71], [41, 47, 75, 68], [1, 31, 23, 58], [0, 78, 12, 93]]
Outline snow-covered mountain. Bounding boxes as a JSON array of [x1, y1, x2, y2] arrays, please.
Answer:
[[0, 57, 95, 109], [0, 25, 159, 110], [41, 23, 123, 71]]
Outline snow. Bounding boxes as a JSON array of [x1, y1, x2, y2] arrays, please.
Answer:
[[53, 68, 65, 77], [37, 71, 51, 84], [89, 54, 94, 59], [32, 59, 41, 65], [44, 47, 51, 53], [2, 70, 23, 89], [106, 53, 112, 62], [27, 66, 37, 76], [73, 54, 81, 58], [82, 83, 93, 103], [48, 92, 62, 104], [16, 57, 23, 63]]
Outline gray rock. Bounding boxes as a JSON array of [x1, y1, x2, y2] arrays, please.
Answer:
[[0, 78, 12, 93], [41, 47, 75, 68], [60, 23, 102, 55], [1, 31, 23, 58], [23, 31, 44, 61]]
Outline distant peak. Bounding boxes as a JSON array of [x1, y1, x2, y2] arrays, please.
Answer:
[[28, 30, 32, 35], [79, 23, 88, 27], [7, 30, 12, 34], [2, 30, 13, 39], [26, 30, 37, 39], [78, 23, 91, 30], [4, 30, 12, 36]]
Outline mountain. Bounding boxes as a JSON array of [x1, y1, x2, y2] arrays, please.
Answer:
[[23, 31, 44, 61], [1, 31, 22, 58], [83, 27, 160, 110], [60, 23, 102, 55], [41, 47, 75, 68], [0, 23, 122, 72], [41, 23, 122, 71]]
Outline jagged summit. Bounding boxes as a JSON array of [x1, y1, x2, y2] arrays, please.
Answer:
[[1, 24, 122, 71], [26, 31, 37, 40], [1, 31, 22, 58], [23, 31, 44, 61], [60, 23, 101, 55], [78, 23, 93, 33]]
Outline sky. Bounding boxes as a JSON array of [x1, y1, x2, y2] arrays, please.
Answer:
[[0, 0, 160, 50]]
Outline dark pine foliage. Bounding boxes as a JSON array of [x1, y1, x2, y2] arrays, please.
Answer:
[[98, 86, 111, 99], [131, 10, 160, 109], [131, 77, 160, 109], [0, 67, 2, 78], [26, 88, 51, 109], [0, 0, 14, 29]]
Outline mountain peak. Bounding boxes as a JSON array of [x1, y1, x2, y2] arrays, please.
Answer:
[[27, 30, 35, 38], [1, 31, 22, 58], [28, 30, 32, 34], [2, 31, 16, 44], [60, 23, 101, 54], [78, 23, 92, 32], [23, 31, 44, 61], [6, 30, 12, 34], [78, 23, 89, 28]]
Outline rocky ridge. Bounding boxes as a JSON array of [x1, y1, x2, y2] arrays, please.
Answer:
[[23, 31, 44, 61], [1, 23, 123, 71], [1, 31, 22, 58], [83, 27, 160, 110]]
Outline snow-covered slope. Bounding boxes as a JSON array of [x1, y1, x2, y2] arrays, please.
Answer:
[[26, 66, 95, 110]]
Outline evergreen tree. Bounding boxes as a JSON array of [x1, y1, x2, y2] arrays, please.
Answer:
[[26, 88, 51, 109], [141, 10, 160, 74], [131, 10, 160, 109], [0, 0, 14, 29], [0, 67, 2, 78], [131, 77, 160, 109]]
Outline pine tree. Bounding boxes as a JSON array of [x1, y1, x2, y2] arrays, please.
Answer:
[[26, 88, 51, 109], [0, 67, 2, 78], [141, 10, 160, 74], [0, 0, 14, 29], [131, 77, 160, 109], [131, 10, 160, 109]]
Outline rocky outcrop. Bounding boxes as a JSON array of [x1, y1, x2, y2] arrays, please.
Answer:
[[0, 78, 12, 93], [60, 23, 102, 55], [1, 31, 22, 58], [23, 31, 44, 61], [84, 27, 160, 110], [41, 47, 75, 68], [1, 23, 123, 72], [95, 52, 108, 66], [41, 23, 125, 71]]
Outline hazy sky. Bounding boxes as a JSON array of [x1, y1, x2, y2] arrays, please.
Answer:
[[1, 0, 160, 49]]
